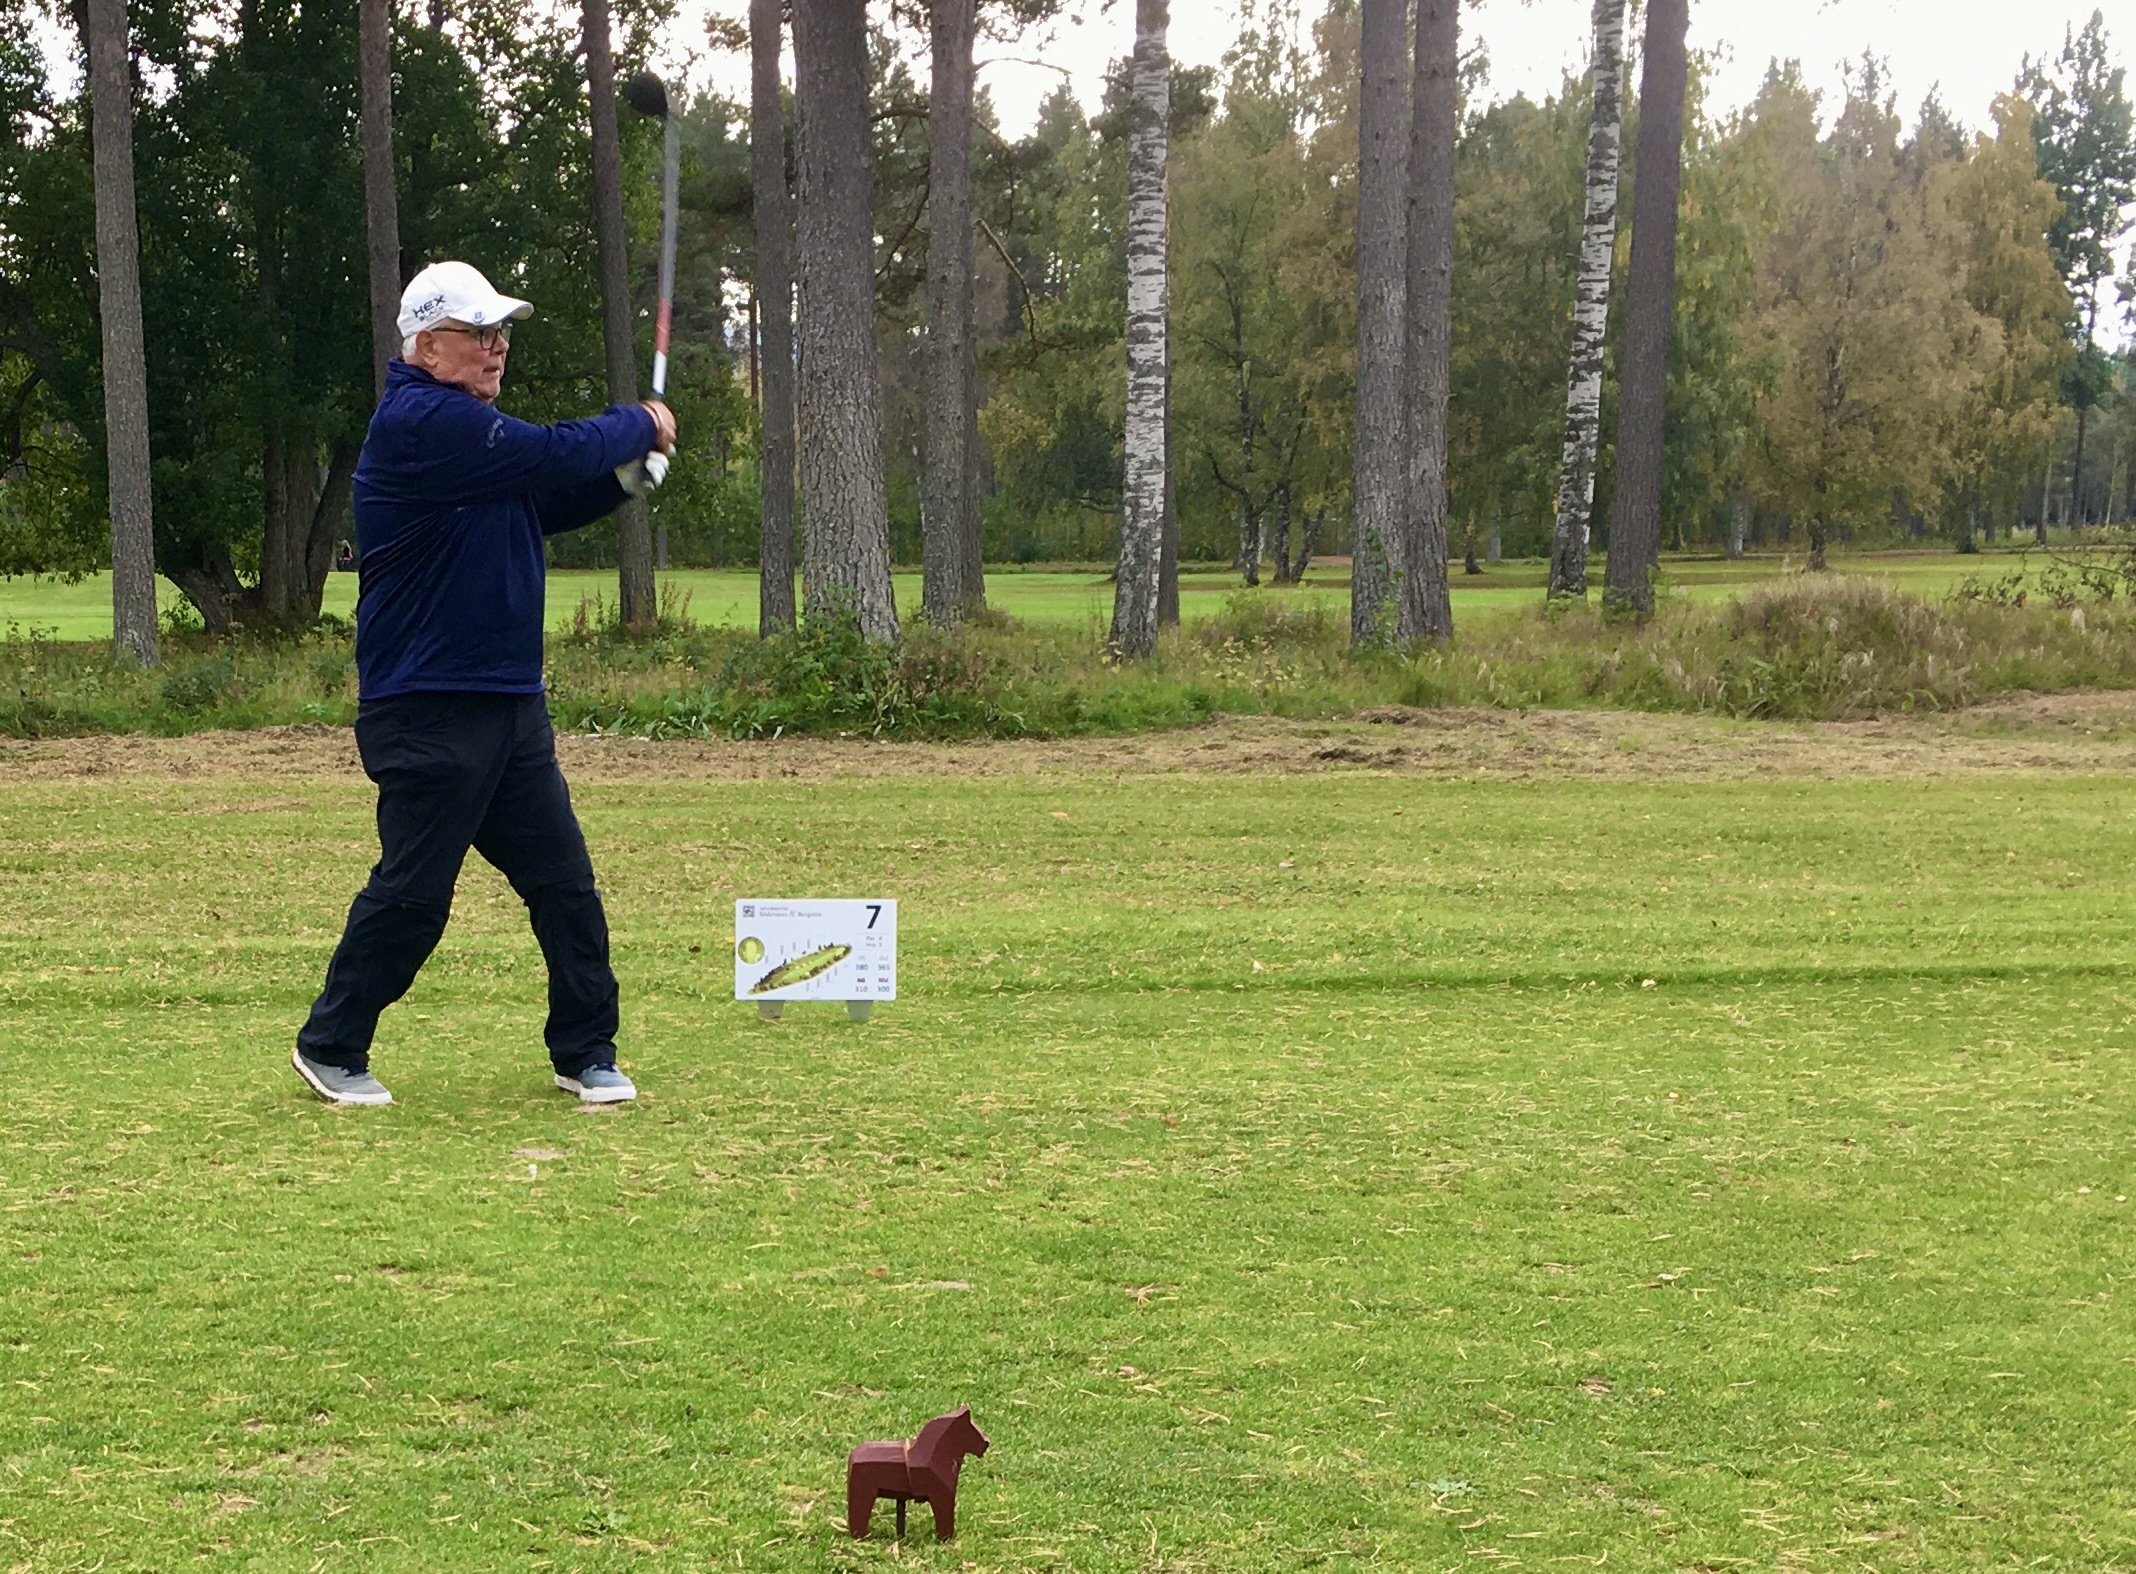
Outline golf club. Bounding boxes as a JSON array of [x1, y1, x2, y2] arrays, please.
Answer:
[[623, 69, 678, 402]]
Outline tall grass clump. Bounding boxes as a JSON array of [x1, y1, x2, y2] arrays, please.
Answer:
[[1400, 575, 2136, 718], [0, 625, 356, 737], [10, 572, 2136, 738]]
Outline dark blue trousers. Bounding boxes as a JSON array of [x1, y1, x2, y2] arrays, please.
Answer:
[[297, 692, 618, 1077]]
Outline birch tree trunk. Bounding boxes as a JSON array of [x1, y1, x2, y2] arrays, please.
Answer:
[[583, 0, 656, 629], [921, 0, 983, 623], [85, 0, 157, 666], [794, 0, 899, 642], [1348, 0, 1407, 649], [1547, 0, 1625, 599], [1159, 348, 1179, 625], [752, 0, 796, 633], [1109, 0, 1169, 658], [358, 0, 401, 399], [1397, 0, 1456, 646], [1603, 0, 1689, 619], [1727, 494, 1748, 559]]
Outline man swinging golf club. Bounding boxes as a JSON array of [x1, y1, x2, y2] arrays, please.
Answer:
[[291, 260, 675, 1108]]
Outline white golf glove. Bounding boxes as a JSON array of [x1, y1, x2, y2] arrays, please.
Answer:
[[616, 450, 671, 497]]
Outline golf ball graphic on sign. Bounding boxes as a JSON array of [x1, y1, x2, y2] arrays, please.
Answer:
[[733, 900, 897, 1002]]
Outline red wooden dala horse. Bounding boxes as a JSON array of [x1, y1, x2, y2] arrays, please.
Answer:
[[845, 1405, 990, 1539]]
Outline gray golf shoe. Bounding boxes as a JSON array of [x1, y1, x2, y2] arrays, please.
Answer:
[[291, 1047, 394, 1107], [555, 1065, 636, 1104]]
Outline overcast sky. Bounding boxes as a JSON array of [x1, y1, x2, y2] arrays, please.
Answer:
[[683, 0, 2122, 140]]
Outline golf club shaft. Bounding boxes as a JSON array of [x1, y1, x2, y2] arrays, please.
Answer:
[[652, 112, 679, 400]]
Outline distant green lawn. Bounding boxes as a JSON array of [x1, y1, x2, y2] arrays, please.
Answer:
[[0, 549, 2051, 642], [1, 748, 2132, 1567]]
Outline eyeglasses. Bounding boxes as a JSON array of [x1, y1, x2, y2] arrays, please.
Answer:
[[431, 323, 512, 349]]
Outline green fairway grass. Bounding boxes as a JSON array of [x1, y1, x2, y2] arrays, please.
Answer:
[[0, 549, 2067, 642], [2, 741, 2133, 1568]]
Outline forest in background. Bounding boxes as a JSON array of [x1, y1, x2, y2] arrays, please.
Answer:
[[2, 0, 2133, 601]]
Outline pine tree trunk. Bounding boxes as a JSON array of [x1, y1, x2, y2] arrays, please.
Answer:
[[583, 0, 655, 628], [1548, 0, 1625, 599], [1109, 0, 1169, 658], [1602, 0, 1687, 619], [2039, 452, 2052, 541], [358, 0, 400, 399], [2070, 405, 2089, 531], [1397, 0, 1456, 646], [1348, 0, 1407, 649], [794, 0, 899, 641], [1808, 516, 1828, 572], [85, 0, 157, 665], [920, 0, 982, 623], [752, 0, 797, 633]]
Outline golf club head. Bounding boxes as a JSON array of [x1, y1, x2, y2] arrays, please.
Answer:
[[624, 70, 670, 120]]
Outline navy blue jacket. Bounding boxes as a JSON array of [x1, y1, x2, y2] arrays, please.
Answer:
[[352, 361, 658, 701]]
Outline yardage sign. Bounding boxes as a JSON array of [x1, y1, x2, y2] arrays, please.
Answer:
[[733, 900, 897, 1002]]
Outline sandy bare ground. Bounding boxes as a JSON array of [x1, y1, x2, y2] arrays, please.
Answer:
[[10, 690, 2136, 786]]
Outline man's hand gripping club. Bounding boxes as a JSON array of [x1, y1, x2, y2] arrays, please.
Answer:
[[617, 398, 677, 498]]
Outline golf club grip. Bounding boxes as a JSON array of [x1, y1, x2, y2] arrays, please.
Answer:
[[652, 113, 679, 400]]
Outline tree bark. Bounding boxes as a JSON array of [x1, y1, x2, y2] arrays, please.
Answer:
[[85, 0, 158, 665], [1109, 0, 1169, 658], [921, 0, 983, 623], [1397, 0, 1456, 646], [752, 0, 796, 633], [1548, 0, 1625, 599], [583, 0, 655, 628], [1270, 479, 1292, 583], [1348, 0, 1407, 649], [1293, 509, 1323, 582], [2070, 405, 2089, 530], [1232, 311, 1257, 585], [1603, 0, 1689, 619], [794, 0, 898, 641], [1159, 345, 1179, 625], [1727, 494, 1748, 559], [358, 0, 401, 399]]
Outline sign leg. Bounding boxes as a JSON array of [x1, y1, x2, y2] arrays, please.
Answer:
[[757, 1001, 784, 1021]]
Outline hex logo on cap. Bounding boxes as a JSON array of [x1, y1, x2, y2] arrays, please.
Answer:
[[396, 260, 533, 341]]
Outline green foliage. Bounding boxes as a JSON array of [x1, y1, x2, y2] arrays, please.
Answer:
[[0, 375, 102, 579], [2022, 10, 2136, 337], [0, 0, 727, 613], [1741, 64, 1996, 560]]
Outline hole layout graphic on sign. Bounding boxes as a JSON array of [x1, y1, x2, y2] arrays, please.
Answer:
[[734, 900, 898, 1001]]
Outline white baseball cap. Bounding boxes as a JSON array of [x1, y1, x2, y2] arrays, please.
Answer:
[[396, 260, 533, 340]]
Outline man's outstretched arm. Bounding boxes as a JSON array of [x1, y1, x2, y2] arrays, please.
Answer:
[[534, 472, 632, 537]]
